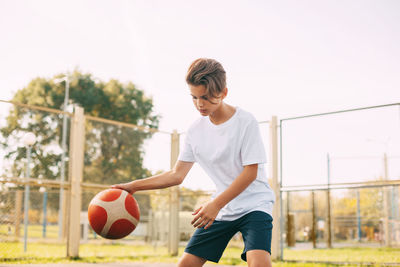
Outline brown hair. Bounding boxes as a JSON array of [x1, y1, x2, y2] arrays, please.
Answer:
[[186, 58, 226, 99]]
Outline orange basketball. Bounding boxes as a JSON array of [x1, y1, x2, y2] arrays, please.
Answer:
[[88, 188, 140, 239]]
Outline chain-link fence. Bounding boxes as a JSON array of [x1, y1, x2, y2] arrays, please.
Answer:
[[0, 100, 221, 259], [80, 115, 184, 251], [2, 99, 399, 264], [0, 100, 71, 255], [279, 103, 400, 263], [283, 186, 400, 248]]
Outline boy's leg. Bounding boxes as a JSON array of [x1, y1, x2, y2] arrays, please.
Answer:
[[178, 252, 207, 267], [184, 220, 237, 263], [238, 211, 273, 264], [246, 249, 272, 267]]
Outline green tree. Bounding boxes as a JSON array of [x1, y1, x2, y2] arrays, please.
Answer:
[[333, 188, 383, 220], [0, 71, 160, 211], [331, 187, 383, 240]]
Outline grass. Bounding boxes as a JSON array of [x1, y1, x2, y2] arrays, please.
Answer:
[[0, 224, 59, 239], [1, 241, 400, 266], [284, 246, 400, 264]]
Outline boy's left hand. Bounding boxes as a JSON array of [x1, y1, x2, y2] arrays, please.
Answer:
[[191, 201, 220, 229]]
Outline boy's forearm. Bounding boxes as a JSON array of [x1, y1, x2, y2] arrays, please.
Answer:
[[131, 171, 180, 191], [115, 161, 193, 193], [213, 164, 258, 209]]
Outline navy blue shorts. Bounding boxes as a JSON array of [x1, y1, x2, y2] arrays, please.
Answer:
[[184, 211, 273, 263]]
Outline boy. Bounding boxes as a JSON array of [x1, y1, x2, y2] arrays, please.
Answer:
[[112, 58, 275, 267]]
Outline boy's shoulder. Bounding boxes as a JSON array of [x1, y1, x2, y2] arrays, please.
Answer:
[[186, 116, 206, 133], [236, 107, 255, 120], [235, 107, 258, 125]]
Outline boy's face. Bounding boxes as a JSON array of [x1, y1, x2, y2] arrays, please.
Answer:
[[189, 84, 226, 116]]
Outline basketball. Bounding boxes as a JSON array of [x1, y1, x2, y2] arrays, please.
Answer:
[[88, 188, 140, 239]]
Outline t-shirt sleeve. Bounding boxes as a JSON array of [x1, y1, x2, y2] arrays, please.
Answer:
[[241, 118, 267, 166], [178, 132, 196, 162]]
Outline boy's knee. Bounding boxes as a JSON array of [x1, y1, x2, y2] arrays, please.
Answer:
[[177, 259, 190, 267], [246, 250, 272, 267], [248, 263, 272, 267], [178, 253, 206, 267], [177, 259, 201, 267]]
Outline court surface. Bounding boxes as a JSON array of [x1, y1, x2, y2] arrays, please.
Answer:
[[0, 263, 237, 267]]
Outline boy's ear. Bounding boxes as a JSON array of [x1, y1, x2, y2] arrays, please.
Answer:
[[222, 87, 228, 99]]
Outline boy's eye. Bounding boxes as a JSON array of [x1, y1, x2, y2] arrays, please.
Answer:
[[192, 95, 209, 100]]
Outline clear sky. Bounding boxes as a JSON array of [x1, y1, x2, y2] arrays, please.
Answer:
[[1, 0, 399, 190]]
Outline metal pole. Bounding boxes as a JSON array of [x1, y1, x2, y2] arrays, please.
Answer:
[[58, 76, 69, 239], [281, 103, 400, 122], [326, 153, 332, 248], [392, 186, 399, 220], [279, 119, 284, 259], [23, 145, 32, 252], [383, 153, 391, 247], [356, 190, 361, 242]]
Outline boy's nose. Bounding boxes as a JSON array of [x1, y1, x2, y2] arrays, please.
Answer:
[[197, 99, 204, 107]]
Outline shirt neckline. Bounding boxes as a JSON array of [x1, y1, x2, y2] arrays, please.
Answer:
[[207, 107, 239, 128]]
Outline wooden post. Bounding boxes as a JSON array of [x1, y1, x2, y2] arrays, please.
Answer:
[[311, 191, 317, 248], [269, 116, 281, 260], [287, 213, 295, 247], [66, 106, 85, 257], [286, 192, 295, 247], [168, 130, 180, 256], [15, 190, 23, 239]]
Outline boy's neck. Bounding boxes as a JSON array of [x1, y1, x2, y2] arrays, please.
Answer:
[[209, 103, 236, 125]]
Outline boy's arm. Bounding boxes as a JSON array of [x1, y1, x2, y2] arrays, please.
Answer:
[[191, 164, 258, 229], [111, 160, 194, 194]]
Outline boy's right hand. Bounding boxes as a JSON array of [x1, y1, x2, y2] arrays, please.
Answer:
[[111, 182, 136, 194]]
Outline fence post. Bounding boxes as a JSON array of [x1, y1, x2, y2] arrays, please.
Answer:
[[168, 129, 180, 256], [311, 191, 317, 248], [326, 153, 332, 248], [62, 192, 68, 240], [66, 106, 85, 257], [286, 192, 295, 247], [269, 116, 281, 260], [14, 190, 22, 239], [356, 190, 362, 242], [383, 153, 391, 247]]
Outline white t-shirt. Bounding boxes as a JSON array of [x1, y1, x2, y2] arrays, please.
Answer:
[[178, 107, 275, 221]]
